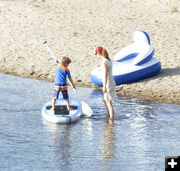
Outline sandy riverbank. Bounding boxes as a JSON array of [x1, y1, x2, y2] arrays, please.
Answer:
[[0, 0, 180, 104]]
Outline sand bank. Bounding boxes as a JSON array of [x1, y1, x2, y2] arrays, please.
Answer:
[[0, 0, 179, 104]]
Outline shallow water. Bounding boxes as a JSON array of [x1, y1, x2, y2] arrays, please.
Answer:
[[0, 73, 180, 171]]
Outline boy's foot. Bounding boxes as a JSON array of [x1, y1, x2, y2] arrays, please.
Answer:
[[49, 108, 55, 114], [67, 106, 73, 111]]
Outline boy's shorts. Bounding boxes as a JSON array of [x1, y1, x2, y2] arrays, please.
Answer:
[[53, 83, 69, 99]]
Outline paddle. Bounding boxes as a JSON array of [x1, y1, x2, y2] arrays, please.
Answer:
[[43, 41, 93, 117]]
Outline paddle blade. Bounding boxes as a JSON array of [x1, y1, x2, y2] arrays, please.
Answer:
[[81, 101, 93, 117]]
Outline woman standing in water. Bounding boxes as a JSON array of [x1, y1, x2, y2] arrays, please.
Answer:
[[95, 46, 117, 119]]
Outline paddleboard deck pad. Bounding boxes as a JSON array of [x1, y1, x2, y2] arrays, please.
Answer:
[[46, 105, 77, 115], [42, 98, 82, 124]]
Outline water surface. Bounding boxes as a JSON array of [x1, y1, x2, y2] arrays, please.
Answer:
[[0, 73, 180, 171]]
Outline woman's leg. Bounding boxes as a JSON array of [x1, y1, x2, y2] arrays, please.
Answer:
[[107, 100, 114, 119], [104, 99, 110, 117], [104, 93, 114, 119], [105, 96, 114, 119]]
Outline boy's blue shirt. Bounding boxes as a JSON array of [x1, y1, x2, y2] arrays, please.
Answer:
[[54, 65, 71, 84]]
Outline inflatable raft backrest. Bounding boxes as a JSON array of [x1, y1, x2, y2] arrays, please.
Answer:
[[133, 30, 150, 46], [133, 31, 154, 65], [113, 43, 139, 62], [133, 45, 154, 65], [113, 30, 154, 64]]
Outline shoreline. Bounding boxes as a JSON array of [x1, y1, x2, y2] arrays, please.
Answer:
[[1, 70, 179, 105], [0, 0, 179, 105]]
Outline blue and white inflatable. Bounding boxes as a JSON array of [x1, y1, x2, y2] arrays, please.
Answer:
[[90, 31, 161, 86], [42, 98, 82, 124]]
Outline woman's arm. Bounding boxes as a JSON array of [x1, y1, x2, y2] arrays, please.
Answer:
[[103, 62, 108, 93]]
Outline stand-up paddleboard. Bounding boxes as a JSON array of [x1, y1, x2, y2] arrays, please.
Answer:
[[42, 98, 82, 124]]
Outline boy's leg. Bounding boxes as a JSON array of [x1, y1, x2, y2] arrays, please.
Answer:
[[49, 97, 57, 114], [61, 90, 72, 110], [66, 98, 72, 111], [52, 97, 57, 110], [51, 89, 59, 113]]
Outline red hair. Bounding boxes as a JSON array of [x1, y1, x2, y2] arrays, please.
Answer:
[[100, 48, 110, 61]]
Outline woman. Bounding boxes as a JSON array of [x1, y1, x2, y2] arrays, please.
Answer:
[[95, 46, 117, 119]]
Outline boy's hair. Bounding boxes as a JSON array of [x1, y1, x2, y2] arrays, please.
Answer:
[[61, 56, 72, 65]]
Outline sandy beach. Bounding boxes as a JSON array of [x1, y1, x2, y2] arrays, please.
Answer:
[[0, 0, 179, 104]]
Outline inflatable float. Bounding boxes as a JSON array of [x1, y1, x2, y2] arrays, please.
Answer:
[[90, 30, 161, 86], [42, 98, 82, 124]]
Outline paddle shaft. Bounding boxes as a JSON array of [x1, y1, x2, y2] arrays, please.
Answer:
[[43, 41, 60, 65], [43, 41, 76, 90]]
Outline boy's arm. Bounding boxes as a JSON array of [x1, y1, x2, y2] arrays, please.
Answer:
[[68, 77, 76, 90]]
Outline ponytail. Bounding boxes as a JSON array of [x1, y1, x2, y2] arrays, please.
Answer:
[[101, 48, 111, 61]]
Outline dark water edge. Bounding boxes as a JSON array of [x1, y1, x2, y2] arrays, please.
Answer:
[[1, 69, 179, 105]]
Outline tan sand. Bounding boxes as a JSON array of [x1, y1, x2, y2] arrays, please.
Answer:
[[0, 0, 179, 104]]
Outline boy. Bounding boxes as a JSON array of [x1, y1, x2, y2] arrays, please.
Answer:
[[50, 56, 76, 114]]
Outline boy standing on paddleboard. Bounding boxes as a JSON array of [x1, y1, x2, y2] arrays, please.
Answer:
[[50, 56, 76, 114]]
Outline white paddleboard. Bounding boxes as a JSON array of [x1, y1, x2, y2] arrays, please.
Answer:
[[42, 98, 82, 124]]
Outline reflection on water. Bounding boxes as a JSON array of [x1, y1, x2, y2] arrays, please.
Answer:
[[102, 119, 115, 160], [0, 73, 180, 171], [43, 121, 72, 170], [100, 119, 115, 171]]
